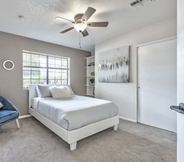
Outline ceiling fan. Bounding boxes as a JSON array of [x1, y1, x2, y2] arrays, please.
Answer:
[[56, 7, 109, 37]]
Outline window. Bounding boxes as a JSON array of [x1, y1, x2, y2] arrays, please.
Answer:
[[23, 51, 69, 89]]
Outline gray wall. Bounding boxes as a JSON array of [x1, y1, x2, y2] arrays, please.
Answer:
[[0, 32, 90, 115], [177, 0, 184, 161], [95, 18, 177, 122]]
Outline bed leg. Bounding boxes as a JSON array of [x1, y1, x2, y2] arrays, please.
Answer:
[[70, 142, 77, 151], [113, 124, 118, 131], [16, 119, 20, 129]]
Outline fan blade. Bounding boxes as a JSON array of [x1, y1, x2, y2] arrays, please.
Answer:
[[87, 22, 109, 27], [81, 29, 89, 37], [60, 27, 74, 34], [55, 16, 74, 23], [81, 7, 96, 22]]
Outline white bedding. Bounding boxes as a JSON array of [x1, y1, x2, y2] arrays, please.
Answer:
[[31, 95, 118, 131]]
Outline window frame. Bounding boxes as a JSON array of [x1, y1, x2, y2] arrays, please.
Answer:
[[23, 50, 70, 90]]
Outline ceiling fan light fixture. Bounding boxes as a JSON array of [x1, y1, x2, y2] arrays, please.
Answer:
[[74, 23, 87, 32]]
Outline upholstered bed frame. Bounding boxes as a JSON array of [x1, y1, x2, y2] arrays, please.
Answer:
[[29, 85, 119, 150]]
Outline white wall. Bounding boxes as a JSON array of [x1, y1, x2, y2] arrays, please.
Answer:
[[95, 18, 176, 122], [177, 0, 184, 161]]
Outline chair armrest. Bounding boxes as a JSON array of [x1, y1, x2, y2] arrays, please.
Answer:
[[0, 96, 19, 114]]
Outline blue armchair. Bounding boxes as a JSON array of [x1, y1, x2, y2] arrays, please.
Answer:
[[0, 96, 20, 129]]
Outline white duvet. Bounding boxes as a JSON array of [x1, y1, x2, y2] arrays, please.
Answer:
[[32, 95, 118, 131]]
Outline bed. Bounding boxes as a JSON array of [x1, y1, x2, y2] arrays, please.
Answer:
[[29, 85, 119, 150]]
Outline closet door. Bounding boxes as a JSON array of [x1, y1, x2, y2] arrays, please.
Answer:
[[138, 38, 177, 132]]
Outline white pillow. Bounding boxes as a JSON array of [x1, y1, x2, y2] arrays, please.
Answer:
[[55, 84, 75, 95], [36, 85, 52, 98], [35, 86, 42, 97], [0, 102, 3, 109], [50, 86, 71, 99], [65, 85, 75, 95]]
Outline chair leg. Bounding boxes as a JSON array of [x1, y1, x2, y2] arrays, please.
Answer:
[[16, 119, 20, 129]]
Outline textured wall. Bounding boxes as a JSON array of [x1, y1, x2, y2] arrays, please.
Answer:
[[95, 18, 177, 121], [177, 0, 184, 161], [0, 32, 90, 115]]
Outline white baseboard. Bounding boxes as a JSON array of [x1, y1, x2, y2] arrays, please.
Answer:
[[119, 116, 137, 123], [19, 115, 32, 119]]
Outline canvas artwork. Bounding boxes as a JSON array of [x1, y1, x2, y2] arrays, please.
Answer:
[[98, 46, 130, 83]]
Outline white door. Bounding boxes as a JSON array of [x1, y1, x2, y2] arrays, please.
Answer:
[[138, 38, 177, 132]]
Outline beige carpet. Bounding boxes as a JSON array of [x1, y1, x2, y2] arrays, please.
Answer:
[[0, 118, 176, 162]]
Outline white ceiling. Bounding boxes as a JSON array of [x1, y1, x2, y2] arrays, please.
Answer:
[[0, 0, 176, 52]]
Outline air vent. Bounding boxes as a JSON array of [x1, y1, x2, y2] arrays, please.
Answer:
[[130, 0, 156, 7]]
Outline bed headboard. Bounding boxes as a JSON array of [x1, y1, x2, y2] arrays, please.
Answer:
[[29, 85, 38, 108], [29, 84, 72, 108]]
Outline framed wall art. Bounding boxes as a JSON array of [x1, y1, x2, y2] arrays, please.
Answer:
[[98, 46, 130, 83]]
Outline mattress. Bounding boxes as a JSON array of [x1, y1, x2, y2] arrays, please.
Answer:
[[31, 95, 118, 131]]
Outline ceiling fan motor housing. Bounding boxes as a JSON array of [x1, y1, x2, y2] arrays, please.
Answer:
[[74, 14, 87, 32], [74, 14, 84, 23]]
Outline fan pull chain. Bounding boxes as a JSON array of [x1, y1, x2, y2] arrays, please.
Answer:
[[79, 32, 82, 49]]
